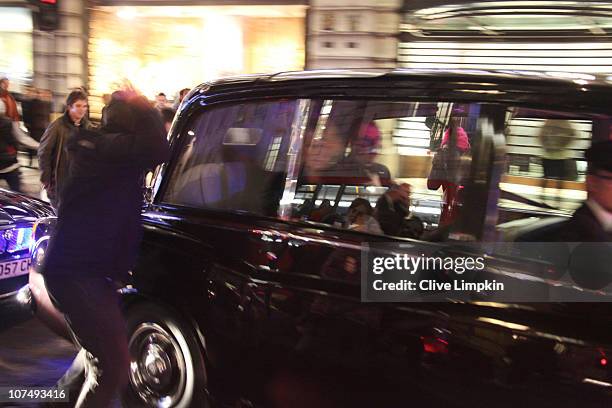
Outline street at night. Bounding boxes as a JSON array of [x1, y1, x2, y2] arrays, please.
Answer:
[[0, 303, 74, 407], [3, 1, 612, 407]]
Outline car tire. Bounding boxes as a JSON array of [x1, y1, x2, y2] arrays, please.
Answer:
[[121, 302, 210, 408]]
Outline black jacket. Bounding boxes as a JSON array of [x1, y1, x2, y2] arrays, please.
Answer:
[[22, 98, 51, 141], [558, 203, 612, 242], [376, 194, 407, 236], [42, 101, 170, 280], [38, 112, 92, 207], [0, 116, 18, 170]]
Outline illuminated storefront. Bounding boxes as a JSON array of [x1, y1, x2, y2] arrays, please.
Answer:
[[396, 1, 611, 209], [88, 4, 306, 117], [399, 1, 612, 73], [0, 6, 33, 92], [396, 0, 612, 156]]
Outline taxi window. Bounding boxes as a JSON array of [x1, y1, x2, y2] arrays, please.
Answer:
[[163, 99, 297, 215], [285, 99, 487, 241], [497, 107, 612, 241]]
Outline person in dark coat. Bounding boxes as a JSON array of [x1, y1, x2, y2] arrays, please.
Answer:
[[375, 183, 423, 238], [558, 140, 612, 242], [38, 90, 91, 209], [22, 88, 52, 166], [41, 90, 170, 407]]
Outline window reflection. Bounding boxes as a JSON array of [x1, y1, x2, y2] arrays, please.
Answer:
[[294, 100, 481, 240]]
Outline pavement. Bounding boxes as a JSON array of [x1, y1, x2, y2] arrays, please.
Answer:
[[0, 304, 75, 392], [0, 155, 75, 408], [15, 153, 45, 200]]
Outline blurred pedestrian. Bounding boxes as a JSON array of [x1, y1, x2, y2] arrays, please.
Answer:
[[100, 93, 111, 126], [0, 77, 20, 122], [40, 89, 170, 407], [160, 106, 175, 133], [427, 118, 471, 227], [38, 90, 91, 209], [154, 92, 168, 111], [22, 88, 52, 166], [172, 87, 190, 110], [539, 119, 578, 181], [0, 101, 26, 191]]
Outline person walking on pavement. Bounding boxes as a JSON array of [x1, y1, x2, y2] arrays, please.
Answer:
[[22, 88, 52, 166], [38, 90, 90, 209], [40, 88, 170, 407], [0, 100, 39, 192], [0, 77, 20, 122]]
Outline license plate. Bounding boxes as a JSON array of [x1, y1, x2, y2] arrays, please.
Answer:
[[0, 258, 31, 280]]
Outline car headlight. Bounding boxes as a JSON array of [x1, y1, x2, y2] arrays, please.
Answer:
[[0, 225, 34, 254]]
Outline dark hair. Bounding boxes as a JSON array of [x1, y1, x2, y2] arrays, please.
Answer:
[[160, 107, 175, 124], [586, 140, 612, 174], [65, 90, 88, 107], [157, 92, 166, 97], [103, 98, 135, 133], [349, 198, 373, 215]]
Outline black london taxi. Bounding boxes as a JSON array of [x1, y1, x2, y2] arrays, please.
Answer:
[[0, 189, 53, 310], [32, 69, 612, 407]]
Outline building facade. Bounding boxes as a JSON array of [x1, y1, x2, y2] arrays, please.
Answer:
[[307, 0, 401, 69], [0, 0, 87, 110]]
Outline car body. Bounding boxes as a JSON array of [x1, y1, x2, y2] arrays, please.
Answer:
[[34, 69, 612, 407], [0, 189, 53, 310]]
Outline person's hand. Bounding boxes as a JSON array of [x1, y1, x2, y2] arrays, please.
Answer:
[[387, 183, 411, 206]]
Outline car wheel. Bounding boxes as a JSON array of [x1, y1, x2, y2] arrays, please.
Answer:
[[122, 303, 209, 408]]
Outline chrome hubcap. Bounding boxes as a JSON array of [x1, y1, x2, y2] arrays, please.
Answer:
[[129, 323, 186, 407]]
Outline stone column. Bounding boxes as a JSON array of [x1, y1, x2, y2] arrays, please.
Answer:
[[32, 0, 88, 111]]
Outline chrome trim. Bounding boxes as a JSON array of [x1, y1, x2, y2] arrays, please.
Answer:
[[0, 289, 19, 300], [128, 322, 189, 407]]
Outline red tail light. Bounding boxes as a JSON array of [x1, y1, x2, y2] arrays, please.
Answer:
[[421, 336, 449, 354]]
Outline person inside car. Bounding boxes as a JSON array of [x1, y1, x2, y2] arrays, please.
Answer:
[[558, 140, 612, 242], [346, 198, 382, 234], [375, 183, 423, 238], [304, 121, 392, 187], [303, 124, 346, 180]]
